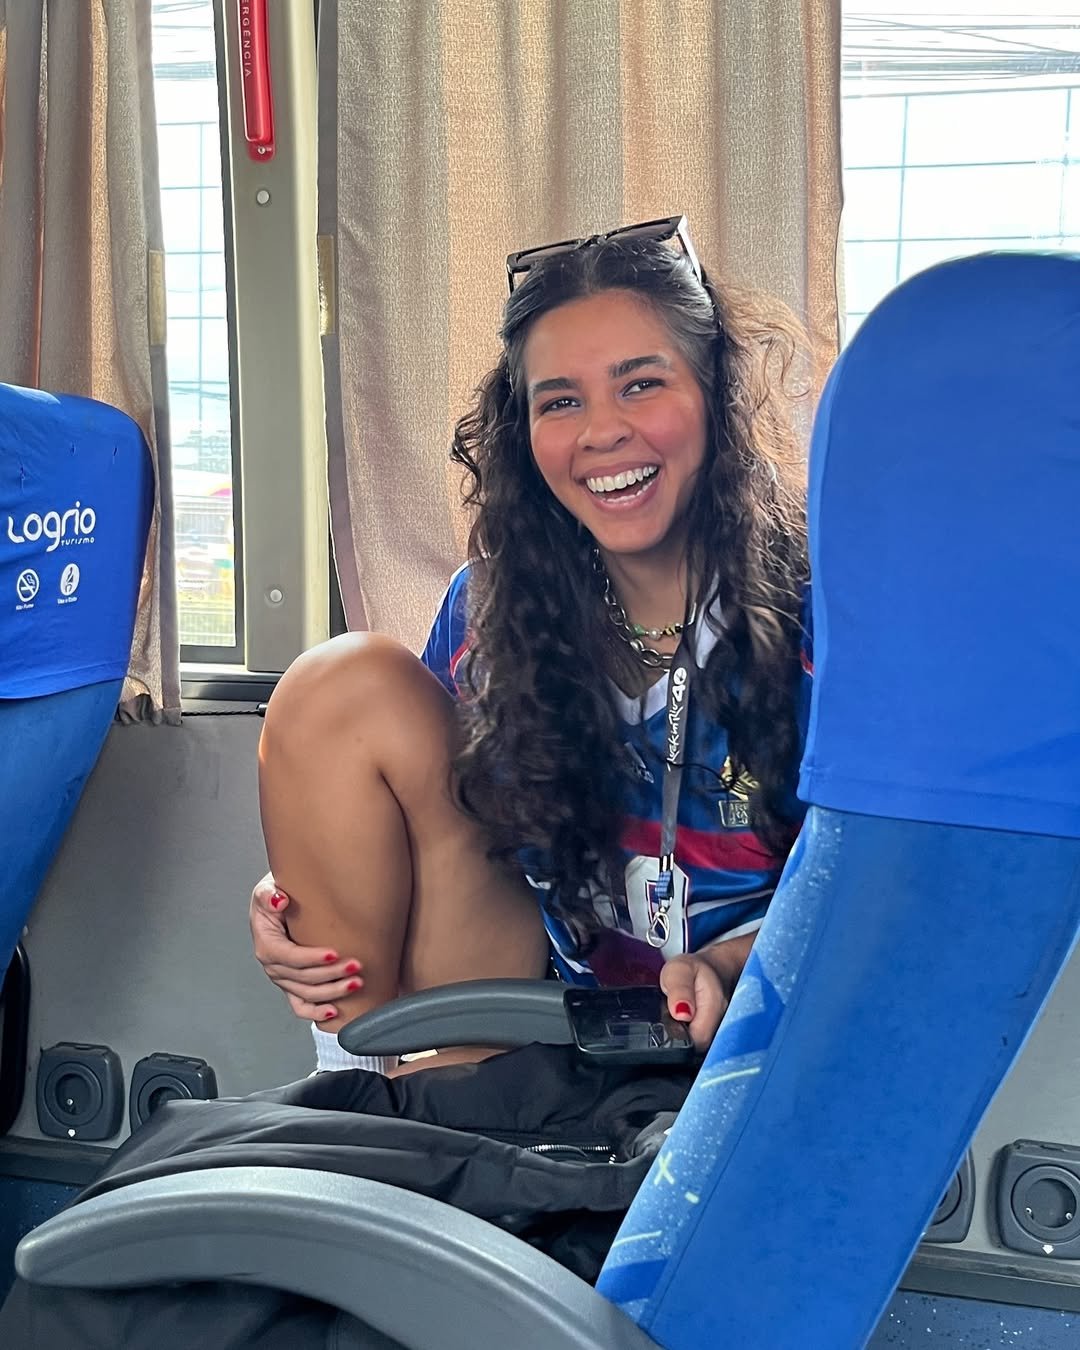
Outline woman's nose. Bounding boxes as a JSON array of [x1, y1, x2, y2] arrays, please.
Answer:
[[578, 400, 632, 453]]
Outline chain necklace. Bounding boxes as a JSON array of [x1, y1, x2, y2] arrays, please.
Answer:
[[595, 551, 695, 669]]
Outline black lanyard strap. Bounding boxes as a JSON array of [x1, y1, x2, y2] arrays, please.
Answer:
[[648, 627, 695, 948]]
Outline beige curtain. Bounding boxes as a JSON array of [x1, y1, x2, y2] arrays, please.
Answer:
[[320, 0, 843, 652], [0, 0, 179, 723]]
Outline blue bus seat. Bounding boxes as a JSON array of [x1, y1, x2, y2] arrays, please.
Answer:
[[0, 384, 153, 976], [600, 251, 1080, 1347]]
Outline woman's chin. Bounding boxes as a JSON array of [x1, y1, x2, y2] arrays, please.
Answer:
[[590, 520, 680, 563]]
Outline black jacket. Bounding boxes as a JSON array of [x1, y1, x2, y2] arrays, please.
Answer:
[[0, 1044, 692, 1349]]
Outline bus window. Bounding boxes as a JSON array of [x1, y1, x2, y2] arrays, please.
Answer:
[[842, 6, 1080, 337], [151, 0, 239, 657]]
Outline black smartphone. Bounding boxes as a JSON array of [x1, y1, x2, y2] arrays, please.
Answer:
[[563, 985, 697, 1066]]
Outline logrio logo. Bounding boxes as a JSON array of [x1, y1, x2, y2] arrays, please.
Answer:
[[6, 501, 96, 553]]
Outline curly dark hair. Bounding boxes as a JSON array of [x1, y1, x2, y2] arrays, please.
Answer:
[[449, 236, 809, 934]]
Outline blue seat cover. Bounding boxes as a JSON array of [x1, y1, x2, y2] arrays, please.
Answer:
[[598, 253, 1080, 1348], [801, 251, 1080, 836], [1, 384, 152, 698], [0, 384, 152, 971]]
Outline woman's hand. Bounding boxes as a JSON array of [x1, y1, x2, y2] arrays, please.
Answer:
[[660, 931, 755, 1052], [249, 873, 365, 1022]]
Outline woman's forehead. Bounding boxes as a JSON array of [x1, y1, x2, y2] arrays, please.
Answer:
[[522, 290, 682, 375]]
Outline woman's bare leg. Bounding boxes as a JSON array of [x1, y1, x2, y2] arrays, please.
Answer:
[[258, 632, 549, 1035]]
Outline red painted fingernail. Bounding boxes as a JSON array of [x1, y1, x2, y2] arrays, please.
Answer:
[[270, 892, 287, 910], [322, 1007, 338, 1020], [674, 1001, 693, 1019], [343, 960, 361, 975], [346, 979, 362, 993], [322, 952, 338, 964]]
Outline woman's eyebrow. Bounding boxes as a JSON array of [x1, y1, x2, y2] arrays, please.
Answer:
[[608, 354, 673, 379], [528, 375, 577, 400], [527, 354, 673, 401]]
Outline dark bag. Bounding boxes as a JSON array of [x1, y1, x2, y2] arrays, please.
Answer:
[[0, 1043, 692, 1349]]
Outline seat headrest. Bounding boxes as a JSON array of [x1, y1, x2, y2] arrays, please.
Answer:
[[0, 384, 153, 699], [800, 250, 1080, 836]]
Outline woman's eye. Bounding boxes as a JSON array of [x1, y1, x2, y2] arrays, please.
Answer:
[[624, 378, 662, 395], [537, 396, 577, 415]]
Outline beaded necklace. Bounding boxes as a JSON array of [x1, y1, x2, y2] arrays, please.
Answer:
[[595, 550, 695, 669]]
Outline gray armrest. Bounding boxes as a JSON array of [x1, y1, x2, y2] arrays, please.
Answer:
[[15, 1166, 656, 1350], [338, 978, 572, 1055]]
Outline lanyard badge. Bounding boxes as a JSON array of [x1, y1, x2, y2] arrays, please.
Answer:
[[648, 632, 695, 948]]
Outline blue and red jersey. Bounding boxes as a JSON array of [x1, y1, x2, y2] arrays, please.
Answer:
[[422, 564, 813, 985]]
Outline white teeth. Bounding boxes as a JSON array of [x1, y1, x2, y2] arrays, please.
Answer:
[[585, 465, 658, 495]]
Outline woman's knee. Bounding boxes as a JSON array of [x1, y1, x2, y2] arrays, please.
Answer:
[[261, 632, 450, 772]]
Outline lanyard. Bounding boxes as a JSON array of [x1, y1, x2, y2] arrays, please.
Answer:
[[647, 624, 696, 948]]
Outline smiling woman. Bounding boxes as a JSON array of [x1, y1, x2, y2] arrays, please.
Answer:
[[452, 230, 809, 952], [253, 224, 811, 1072], [524, 292, 708, 597]]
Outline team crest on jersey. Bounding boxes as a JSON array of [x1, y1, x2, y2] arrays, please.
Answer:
[[718, 755, 758, 829]]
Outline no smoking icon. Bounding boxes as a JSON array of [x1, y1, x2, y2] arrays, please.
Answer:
[[16, 569, 39, 602]]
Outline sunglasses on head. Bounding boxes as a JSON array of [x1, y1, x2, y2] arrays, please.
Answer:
[[505, 214, 704, 295]]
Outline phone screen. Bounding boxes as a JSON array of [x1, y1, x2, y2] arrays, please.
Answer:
[[563, 986, 696, 1064]]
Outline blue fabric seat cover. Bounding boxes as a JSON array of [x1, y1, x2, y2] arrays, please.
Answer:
[[0, 384, 152, 970]]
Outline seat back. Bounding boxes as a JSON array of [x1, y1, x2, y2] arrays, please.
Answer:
[[599, 252, 1080, 1348], [0, 384, 153, 975]]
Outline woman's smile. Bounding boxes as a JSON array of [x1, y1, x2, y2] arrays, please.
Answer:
[[583, 463, 662, 509]]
